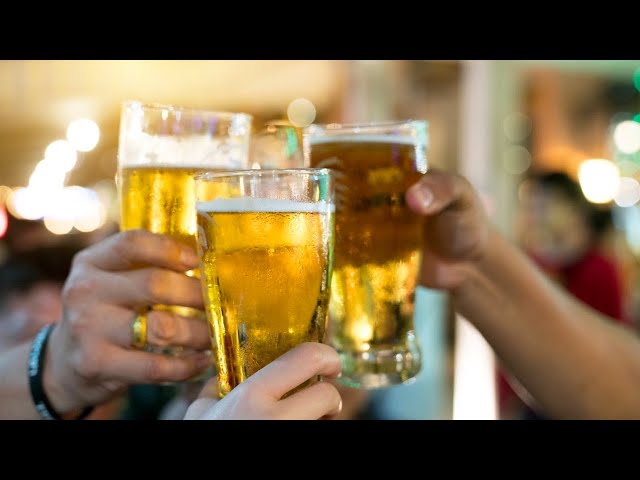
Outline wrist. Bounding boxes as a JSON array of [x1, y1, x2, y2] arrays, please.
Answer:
[[42, 325, 85, 417]]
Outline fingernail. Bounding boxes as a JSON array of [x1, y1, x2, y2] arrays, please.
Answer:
[[415, 184, 434, 211], [336, 371, 342, 378], [181, 248, 199, 267]]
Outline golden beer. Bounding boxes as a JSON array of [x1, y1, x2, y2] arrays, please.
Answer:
[[307, 127, 427, 388], [196, 197, 335, 397], [120, 166, 204, 251]]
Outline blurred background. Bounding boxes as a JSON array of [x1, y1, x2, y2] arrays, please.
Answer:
[[1, 60, 639, 419]]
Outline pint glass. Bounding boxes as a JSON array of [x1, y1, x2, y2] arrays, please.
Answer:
[[304, 120, 428, 388], [118, 101, 252, 353], [195, 169, 335, 397]]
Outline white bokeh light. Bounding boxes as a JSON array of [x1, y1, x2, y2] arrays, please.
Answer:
[[578, 159, 620, 204], [12, 187, 48, 220], [614, 177, 640, 208], [287, 98, 316, 128], [613, 121, 640, 154], [45, 140, 77, 172], [29, 159, 67, 191], [66, 118, 100, 152]]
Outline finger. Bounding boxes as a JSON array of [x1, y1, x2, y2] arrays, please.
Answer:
[[98, 268, 204, 309], [275, 381, 342, 420], [100, 346, 212, 384], [183, 398, 217, 420], [405, 169, 474, 216], [76, 230, 199, 272], [245, 342, 342, 400], [102, 305, 210, 351]]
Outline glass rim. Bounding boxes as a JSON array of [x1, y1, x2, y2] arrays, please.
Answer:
[[121, 99, 253, 122], [305, 119, 427, 132], [194, 168, 332, 182]]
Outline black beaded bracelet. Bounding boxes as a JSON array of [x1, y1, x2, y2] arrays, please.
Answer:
[[28, 324, 94, 420]]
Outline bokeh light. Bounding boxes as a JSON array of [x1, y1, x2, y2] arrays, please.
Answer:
[[578, 159, 620, 204], [44, 216, 74, 235], [11, 187, 47, 220], [44, 140, 77, 172], [66, 118, 100, 152], [0, 205, 7, 238], [0, 185, 12, 205], [613, 121, 640, 154], [614, 177, 640, 207], [502, 146, 532, 175], [503, 112, 532, 142], [287, 98, 316, 127], [29, 159, 67, 191]]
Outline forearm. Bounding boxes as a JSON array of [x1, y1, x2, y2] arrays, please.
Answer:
[[454, 228, 640, 419], [0, 341, 40, 419]]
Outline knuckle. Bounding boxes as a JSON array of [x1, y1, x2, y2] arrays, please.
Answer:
[[143, 356, 168, 382], [63, 273, 98, 304], [297, 342, 329, 371], [150, 313, 177, 345], [145, 270, 168, 301], [116, 229, 148, 256], [314, 381, 341, 407]]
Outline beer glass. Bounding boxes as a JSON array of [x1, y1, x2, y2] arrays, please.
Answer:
[[195, 169, 335, 397], [304, 120, 428, 388], [118, 101, 252, 353]]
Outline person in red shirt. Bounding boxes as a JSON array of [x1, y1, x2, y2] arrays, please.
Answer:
[[499, 171, 631, 419]]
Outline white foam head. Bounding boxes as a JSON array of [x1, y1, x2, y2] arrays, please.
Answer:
[[306, 135, 417, 146], [196, 197, 335, 214], [118, 133, 249, 169]]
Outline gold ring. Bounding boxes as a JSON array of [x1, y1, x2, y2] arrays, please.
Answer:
[[131, 310, 148, 349]]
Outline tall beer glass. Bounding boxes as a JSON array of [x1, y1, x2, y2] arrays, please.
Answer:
[[118, 101, 252, 353], [195, 169, 335, 397], [304, 120, 428, 388]]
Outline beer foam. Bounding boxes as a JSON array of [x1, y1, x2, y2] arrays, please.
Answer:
[[119, 133, 248, 169], [307, 135, 417, 145], [196, 198, 335, 213]]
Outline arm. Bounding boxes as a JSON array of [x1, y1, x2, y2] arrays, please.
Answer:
[[406, 171, 640, 419]]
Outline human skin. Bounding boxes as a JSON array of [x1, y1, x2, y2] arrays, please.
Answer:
[[405, 170, 640, 419]]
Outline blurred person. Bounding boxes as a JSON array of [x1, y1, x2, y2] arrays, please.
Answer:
[[405, 170, 640, 419], [0, 245, 79, 352], [499, 172, 630, 419], [0, 230, 343, 420]]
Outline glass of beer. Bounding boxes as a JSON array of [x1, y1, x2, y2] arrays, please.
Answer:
[[195, 169, 335, 397], [304, 120, 428, 388], [117, 101, 252, 354]]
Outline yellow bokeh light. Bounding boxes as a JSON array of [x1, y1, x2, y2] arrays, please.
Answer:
[[44, 216, 74, 235], [578, 159, 620, 204], [287, 98, 316, 128], [66, 118, 100, 152]]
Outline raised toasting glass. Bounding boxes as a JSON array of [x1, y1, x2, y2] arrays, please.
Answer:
[[195, 169, 335, 397], [304, 120, 428, 388], [117, 101, 252, 353]]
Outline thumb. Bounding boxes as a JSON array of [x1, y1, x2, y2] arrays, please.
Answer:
[[406, 169, 475, 216]]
